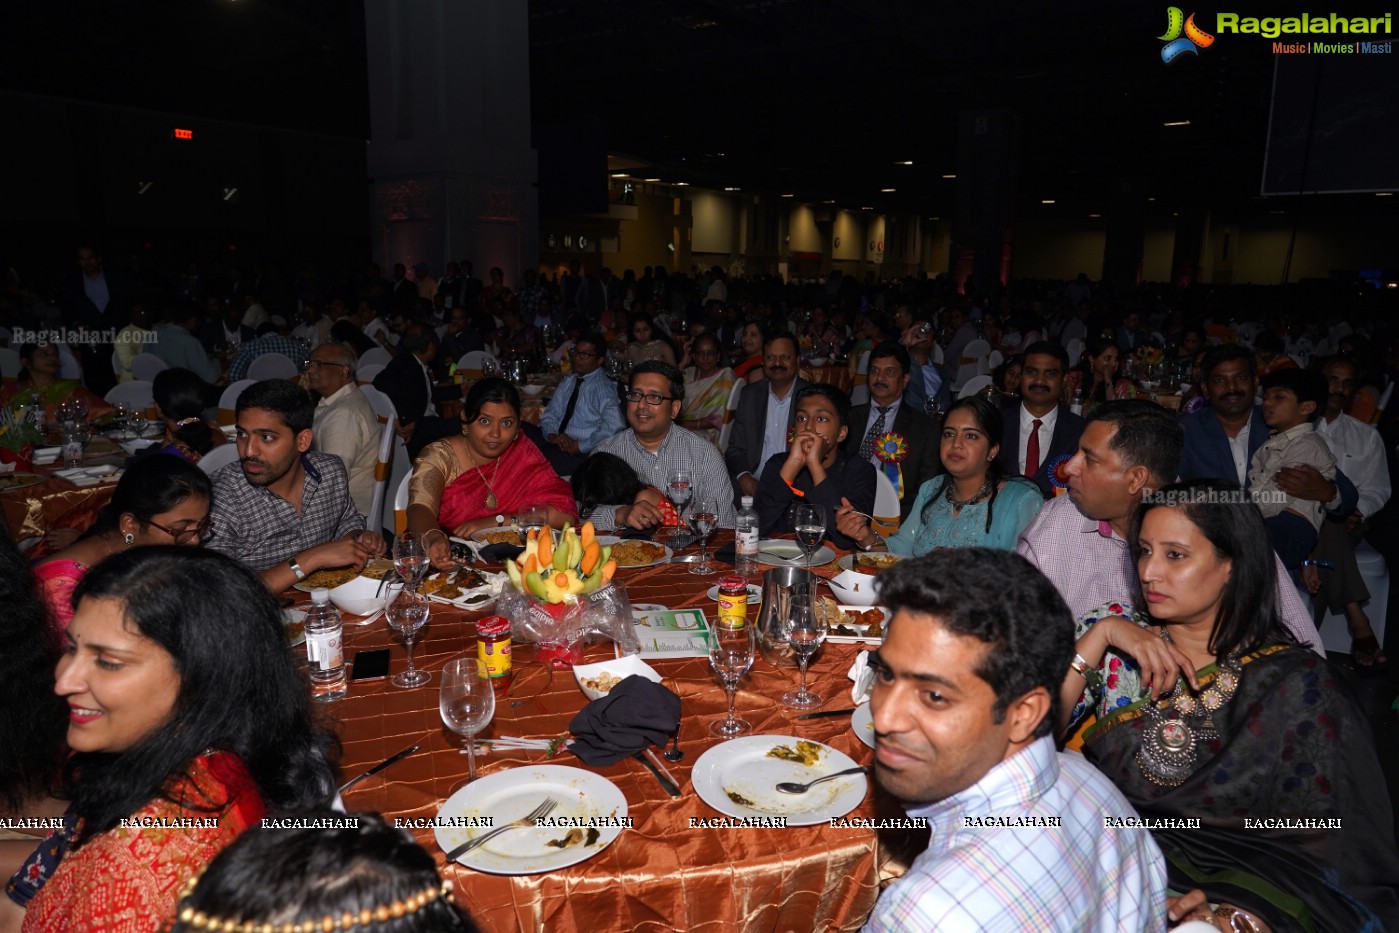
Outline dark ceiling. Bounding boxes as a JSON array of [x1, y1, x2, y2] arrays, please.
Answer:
[[1, 0, 1390, 224]]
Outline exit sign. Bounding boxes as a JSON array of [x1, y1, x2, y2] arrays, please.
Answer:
[[173, 128, 194, 140]]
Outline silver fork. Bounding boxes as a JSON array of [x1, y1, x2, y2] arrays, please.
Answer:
[[444, 797, 559, 860]]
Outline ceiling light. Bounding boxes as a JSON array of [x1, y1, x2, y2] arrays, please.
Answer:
[[1088, 213, 1101, 218], [822, 199, 835, 204], [643, 177, 660, 182], [674, 181, 689, 186], [896, 161, 914, 166], [931, 217, 940, 221], [1148, 197, 1157, 202], [724, 187, 740, 191], [222, 187, 239, 202], [861, 206, 873, 211], [1041, 199, 1055, 205], [1163, 120, 1191, 127], [942, 174, 957, 179], [685, 19, 718, 29], [1377, 192, 1393, 197], [610, 172, 629, 178], [781, 193, 794, 198], [137, 181, 153, 195], [880, 188, 896, 193]]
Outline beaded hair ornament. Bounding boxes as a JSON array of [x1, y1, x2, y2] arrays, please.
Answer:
[[169, 871, 454, 933]]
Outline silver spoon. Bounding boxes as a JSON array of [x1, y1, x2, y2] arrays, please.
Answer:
[[775, 766, 868, 795]]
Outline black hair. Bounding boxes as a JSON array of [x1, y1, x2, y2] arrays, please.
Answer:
[[992, 354, 1023, 391], [867, 341, 911, 376], [1199, 343, 1256, 380], [399, 324, 438, 355], [1086, 398, 1183, 487], [153, 367, 218, 456], [1021, 340, 1070, 371], [573, 331, 606, 357], [629, 359, 685, 402], [762, 332, 798, 358], [1131, 479, 1293, 660], [65, 548, 338, 846], [877, 548, 1074, 739], [168, 811, 479, 932], [1260, 367, 1328, 415], [0, 529, 67, 810], [329, 319, 376, 357], [461, 376, 521, 422], [571, 452, 647, 519], [236, 379, 315, 434], [628, 311, 657, 340], [794, 382, 852, 428], [86, 453, 212, 539], [919, 396, 1028, 534], [690, 332, 722, 357], [1073, 336, 1125, 403]]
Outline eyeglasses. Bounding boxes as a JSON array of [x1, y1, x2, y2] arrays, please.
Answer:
[[305, 360, 352, 370], [624, 390, 676, 406], [145, 517, 214, 544]]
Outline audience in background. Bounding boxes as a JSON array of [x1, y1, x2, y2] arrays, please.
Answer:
[[844, 342, 941, 521], [725, 334, 806, 503], [307, 342, 380, 519], [527, 332, 625, 475], [678, 332, 736, 445], [996, 341, 1085, 498]]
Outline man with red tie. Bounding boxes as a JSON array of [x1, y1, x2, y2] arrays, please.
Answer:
[[996, 342, 1085, 498]]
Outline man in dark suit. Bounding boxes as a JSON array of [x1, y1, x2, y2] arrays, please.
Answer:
[[996, 341, 1086, 497], [724, 333, 806, 503], [60, 244, 130, 398], [843, 341, 942, 520], [372, 322, 457, 458], [198, 295, 255, 355]]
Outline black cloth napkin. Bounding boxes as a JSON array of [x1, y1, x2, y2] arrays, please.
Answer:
[[480, 542, 525, 563], [568, 675, 681, 766]]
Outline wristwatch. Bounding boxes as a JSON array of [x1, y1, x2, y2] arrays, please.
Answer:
[[287, 557, 307, 581]]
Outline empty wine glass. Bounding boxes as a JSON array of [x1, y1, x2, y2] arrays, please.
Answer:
[[385, 585, 431, 688], [111, 402, 131, 436], [790, 503, 827, 571], [440, 657, 496, 784], [517, 506, 546, 539], [482, 357, 501, 378], [708, 617, 756, 738], [781, 595, 826, 710], [393, 531, 429, 591], [689, 496, 719, 576]]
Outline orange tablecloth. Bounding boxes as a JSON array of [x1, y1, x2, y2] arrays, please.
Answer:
[[328, 535, 921, 933], [0, 437, 125, 545]]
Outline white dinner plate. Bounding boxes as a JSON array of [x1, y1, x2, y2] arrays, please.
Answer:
[[282, 608, 307, 648], [691, 735, 867, 826], [851, 702, 875, 750], [434, 765, 628, 875], [606, 540, 674, 570], [704, 583, 762, 605], [756, 539, 835, 568]]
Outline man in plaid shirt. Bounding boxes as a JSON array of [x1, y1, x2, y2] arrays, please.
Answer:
[[226, 325, 310, 382]]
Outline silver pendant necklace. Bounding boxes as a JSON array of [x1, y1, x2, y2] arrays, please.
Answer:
[[1136, 627, 1241, 787]]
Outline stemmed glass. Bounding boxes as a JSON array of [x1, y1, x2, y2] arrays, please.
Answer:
[[791, 503, 827, 571], [440, 657, 496, 784], [689, 496, 719, 576], [517, 506, 546, 539], [385, 585, 431, 688], [781, 595, 826, 709], [708, 617, 757, 738], [666, 470, 692, 524], [393, 531, 429, 592], [482, 357, 501, 378], [128, 408, 150, 440]]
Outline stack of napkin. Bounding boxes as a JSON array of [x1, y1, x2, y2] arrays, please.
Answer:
[[568, 676, 680, 766]]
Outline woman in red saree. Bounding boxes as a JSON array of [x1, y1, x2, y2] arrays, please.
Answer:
[[408, 378, 576, 570], [2, 548, 337, 932]]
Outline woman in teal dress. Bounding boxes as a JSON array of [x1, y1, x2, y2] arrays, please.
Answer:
[[835, 396, 1042, 554]]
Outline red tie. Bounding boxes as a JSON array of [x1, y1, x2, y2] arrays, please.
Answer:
[[1025, 418, 1043, 478]]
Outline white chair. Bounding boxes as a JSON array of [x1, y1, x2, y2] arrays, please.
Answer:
[[1319, 541, 1389, 655], [110, 349, 124, 381], [247, 352, 298, 381], [1064, 338, 1084, 367], [129, 352, 168, 383], [458, 351, 497, 378], [718, 379, 747, 452], [197, 442, 241, 475], [356, 362, 386, 385], [217, 379, 257, 425], [932, 342, 944, 367], [360, 385, 403, 535], [0, 348, 20, 379], [958, 375, 995, 398], [1372, 381, 1394, 425], [871, 468, 901, 538], [358, 384, 398, 424], [104, 380, 154, 411], [57, 344, 81, 380], [986, 349, 1004, 372], [392, 471, 413, 536], [851, 350, 871, 406], [952, 338, 990, 392], [358, 347, 393, 371]]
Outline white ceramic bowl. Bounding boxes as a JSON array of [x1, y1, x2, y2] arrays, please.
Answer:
[[572, 655, 663, 701], [829, 568, 881, 606], [519, 384, 547, 397], [328, 575, 387, 617], [807, 356, 829, 367]]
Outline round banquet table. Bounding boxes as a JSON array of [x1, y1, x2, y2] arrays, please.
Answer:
[[322, 532, 924, 933]]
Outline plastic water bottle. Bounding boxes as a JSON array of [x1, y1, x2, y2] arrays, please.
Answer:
[[735, 496, 759, 577], [305, 588, 346, 701]]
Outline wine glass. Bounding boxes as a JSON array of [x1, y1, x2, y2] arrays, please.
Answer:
[[790, 503, 827, 571], [128, 408, 150, 440], [393, 531, 429, 591], [518, 506, 546, 539], [708, 617, 756, 738], [110, 402, 131, 436], [385, 585, 431, 688], [482, 357, 500, 378], [781, 595, 826, 710], [666, 469, 693, 519], [689, 496, 719, 576], [440, 657, 496, 784]]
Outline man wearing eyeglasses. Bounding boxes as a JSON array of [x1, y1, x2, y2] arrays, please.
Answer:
[[307, 342, 380, 518], [524, 332, 625, 475], [594, 361, 737, 531]]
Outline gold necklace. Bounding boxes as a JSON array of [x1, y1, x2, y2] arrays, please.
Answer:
[[465, 445, 501, 510]]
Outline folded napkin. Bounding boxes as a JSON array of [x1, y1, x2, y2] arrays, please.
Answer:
[[568, 675, 681, 766], [848, 650, 874, 704], [479, 542, 525, 563]]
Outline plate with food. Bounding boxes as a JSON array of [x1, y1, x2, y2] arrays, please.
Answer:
[[571, 655, 663, 700], [0, 472, 46, 493], [604, 539, 673, 569], [757, 539, 835, 567], [292, 566, 362, 592], [422, 568, 506, 610], [358, 558, 397, 581], [282, 608, 307, 648], [470, 526, 525, 547], [691, 736, 867, 826], [851, 702, 875, 749], [435, 765, 628, 875], [815, 598, 888, 645], [836, 552, 904, 574]]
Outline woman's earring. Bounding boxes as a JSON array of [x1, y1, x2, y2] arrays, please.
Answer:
[[123, 532, 135, 546]]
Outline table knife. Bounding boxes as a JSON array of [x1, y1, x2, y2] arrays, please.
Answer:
[[634, 751, 680, 797], [339, 743, 420, 793], [796, 708, 858, 720]]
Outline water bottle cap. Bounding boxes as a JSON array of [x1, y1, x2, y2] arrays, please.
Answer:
[[311, 588, 330, 604], [740, 496, 753, 508]]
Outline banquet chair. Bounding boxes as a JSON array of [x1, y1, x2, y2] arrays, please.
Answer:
[[1064, 338, 1084, 368], [0, 348, 21, 379], [247, 352, 298, 381], [130, 353, 168, 383], [986, 349, 1004, 372], [196, 442, 240, 475], [952, 338, 990, 392], [718, 379, 747, 452], [957, 375, 994, 398], [110, 349, 125, 382], [358, 346, 393, 371], [1370, 381, 1393, 425], [359, 385, 403, 536], [356, 362, 386, 385], [217, 379, 257, 425], [850, 350, 871, 407], [871, 469, 901, 538], [57, 344, 82, 380], [457, 350, 497, 379], [104, 380, 155, 411], [392, 472, 412, 536]]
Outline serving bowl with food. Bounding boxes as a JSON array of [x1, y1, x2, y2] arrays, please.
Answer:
[[571, 654, 662, 701]]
